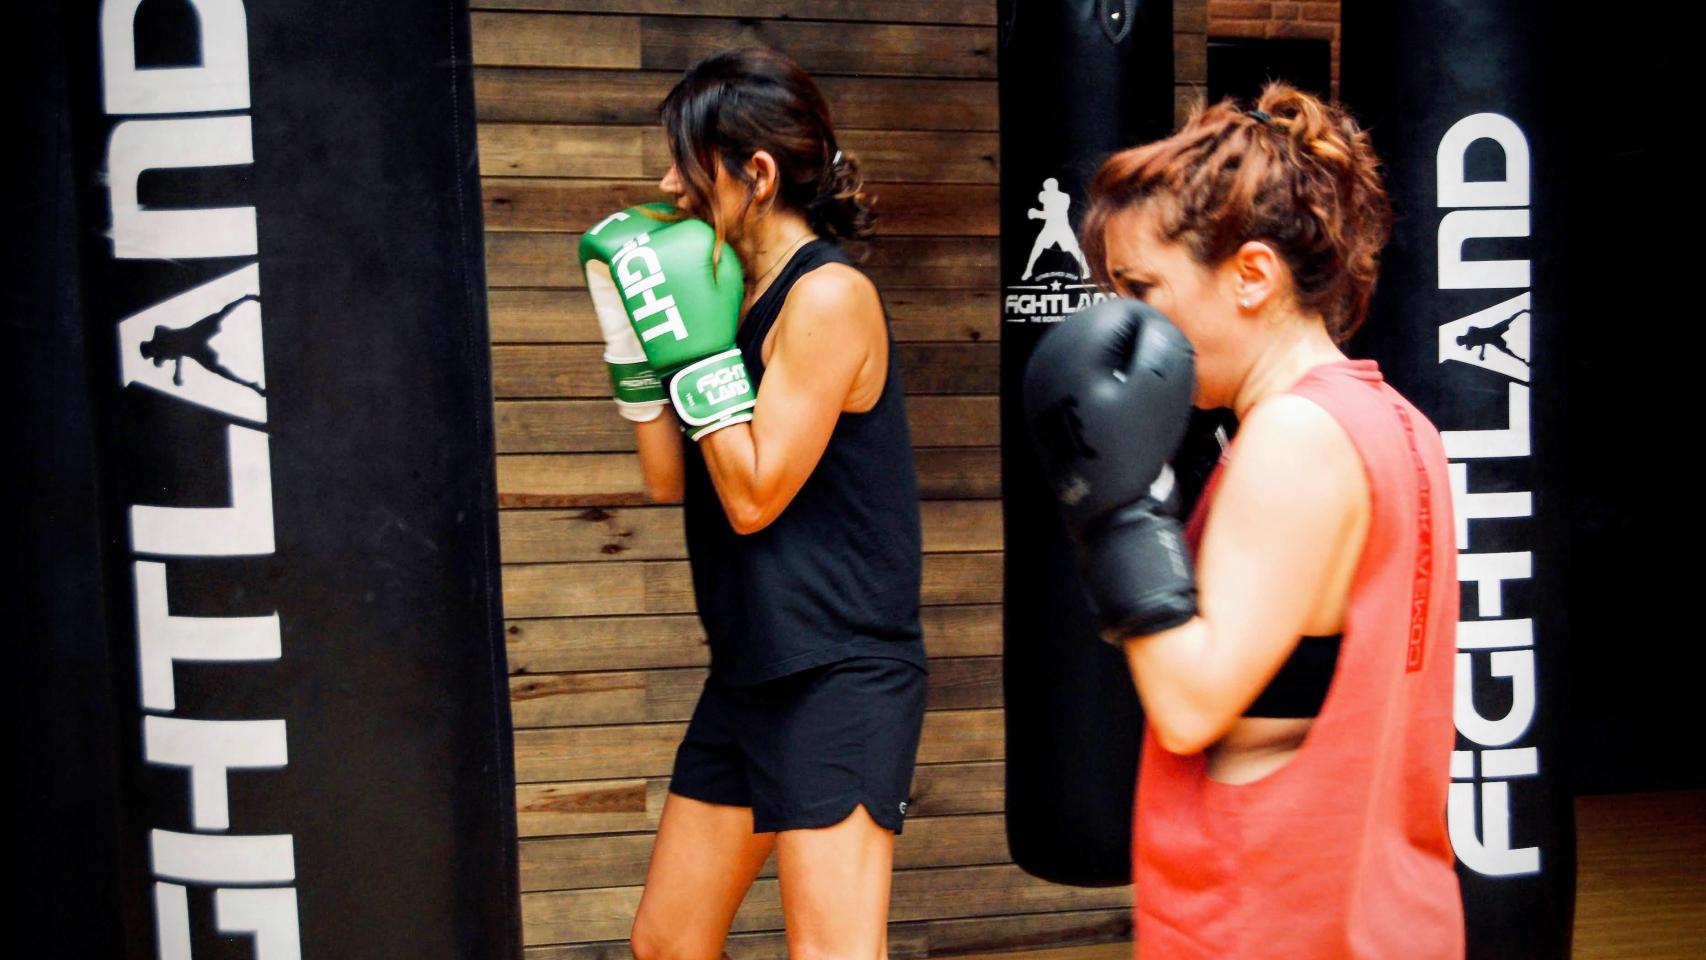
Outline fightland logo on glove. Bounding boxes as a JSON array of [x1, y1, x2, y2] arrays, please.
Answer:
[[671, 348, 756, 439], [694, 363, 751, 406]]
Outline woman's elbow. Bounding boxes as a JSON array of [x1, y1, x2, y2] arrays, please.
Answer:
[[726, 502, 775, 535], [1152, 722, 1218, 757], [1139, 699, 1228, 756], [643, 476, 684, 504]]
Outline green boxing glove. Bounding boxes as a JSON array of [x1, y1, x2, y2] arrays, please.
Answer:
[[579, 205, 752, 439], [578, 203, 670, 421]]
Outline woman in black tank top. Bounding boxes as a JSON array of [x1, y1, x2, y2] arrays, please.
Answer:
[[613, 49, 927, 959]]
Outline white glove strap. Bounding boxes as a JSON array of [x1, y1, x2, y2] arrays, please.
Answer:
[[585, 261, 646, 357]]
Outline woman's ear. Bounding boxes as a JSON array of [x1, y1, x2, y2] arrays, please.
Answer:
[[1231, 239, 1284, 313], [747, 150, 780, 206]]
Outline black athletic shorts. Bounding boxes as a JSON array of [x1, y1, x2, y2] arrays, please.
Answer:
[[668, 656, 928, 834]]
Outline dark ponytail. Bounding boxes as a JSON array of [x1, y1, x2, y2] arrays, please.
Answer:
[[659, 47, 877, 253], [806, 147, 876, 242]]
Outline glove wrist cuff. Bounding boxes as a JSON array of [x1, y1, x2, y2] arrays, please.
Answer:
[[669, 348, 755, 434]]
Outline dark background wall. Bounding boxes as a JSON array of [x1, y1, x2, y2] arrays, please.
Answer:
[[1549, 7, 1694, 796]]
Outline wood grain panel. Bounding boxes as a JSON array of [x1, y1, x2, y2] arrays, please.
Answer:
[[498, 499, 1001, 564], [521, 863, 1129, 944], [483, 178, 998, 236], [484, 284, 996, 346], [475, 69, 998, 131], [479, 124, 998, 183], [519, 812, 1009, 891], [509, 656, 1000, 727], [636, 17, 995, 80], [501, 551, 999, 619], [471, 13, 641, 69], [470, 0, 996, 26], [514, 707, 1002, 782], [514, 760, 1007, 838], [504, 603, 1000, 674], [490, 343, 996, 398], [493, 396, 995, 454], [494, 447, 998, 507], [485, 234, 998, 293], [518, 909, 1133, 959]]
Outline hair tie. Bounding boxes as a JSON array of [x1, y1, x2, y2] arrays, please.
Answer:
[[1247, 108, 1273, 125], [831, 149, 844, 166]]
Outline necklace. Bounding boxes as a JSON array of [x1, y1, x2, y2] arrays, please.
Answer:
[[750, 233, 813, 290]]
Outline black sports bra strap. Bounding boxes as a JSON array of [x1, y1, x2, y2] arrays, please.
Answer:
[[1242, 633, 1342, 719]]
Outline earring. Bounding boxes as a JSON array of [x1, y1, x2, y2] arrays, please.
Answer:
[[1239, 297, 1253, 310]]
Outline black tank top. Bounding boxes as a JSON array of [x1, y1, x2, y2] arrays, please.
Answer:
[[682, 239, 927, 685]]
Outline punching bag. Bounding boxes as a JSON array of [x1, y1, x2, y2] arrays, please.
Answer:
[[1342, 3, 1576, 955], [14, 1, 521, 956], [11, 3, 128, 953], [999, 0, 1173, 886]]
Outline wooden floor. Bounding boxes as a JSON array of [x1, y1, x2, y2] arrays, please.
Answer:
[[955, 791, 1705, 960], [1572, 791, 1706, 960]]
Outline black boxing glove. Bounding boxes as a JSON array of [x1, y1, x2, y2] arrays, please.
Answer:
[[1023, 298, 1199, 643]]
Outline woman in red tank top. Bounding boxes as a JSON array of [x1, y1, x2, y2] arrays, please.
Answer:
[[1077, 84, 1465, 958]]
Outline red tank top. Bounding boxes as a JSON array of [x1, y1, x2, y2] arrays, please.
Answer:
[[1132, 360, 1464, 959]]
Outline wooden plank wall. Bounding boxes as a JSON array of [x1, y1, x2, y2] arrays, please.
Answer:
[[467, 2, 1207, 954]]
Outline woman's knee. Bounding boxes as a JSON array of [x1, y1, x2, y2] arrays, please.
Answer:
[[629, 914, 725, 960]]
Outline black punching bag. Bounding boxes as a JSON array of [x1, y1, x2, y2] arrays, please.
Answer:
[[999, 0, 1173, 886], [14, 1, 522, 955], [1342, 3, 1575, 956]]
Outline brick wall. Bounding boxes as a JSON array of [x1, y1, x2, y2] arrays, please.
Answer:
[[1176, 0, 1207, 127], [1207, 0, 1341, 97]]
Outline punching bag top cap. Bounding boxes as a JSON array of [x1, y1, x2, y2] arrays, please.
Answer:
[[1100, 1, 1138, 44], [1001, 1, 1142, 50]]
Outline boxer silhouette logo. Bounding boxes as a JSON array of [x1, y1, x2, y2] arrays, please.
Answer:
[[1005, 178, 1107, 323], [138, 293, 266, 397], [614, 234, 688, 343], [1455, 308, 1531, 368], [1022, 178, 1090, 280]]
